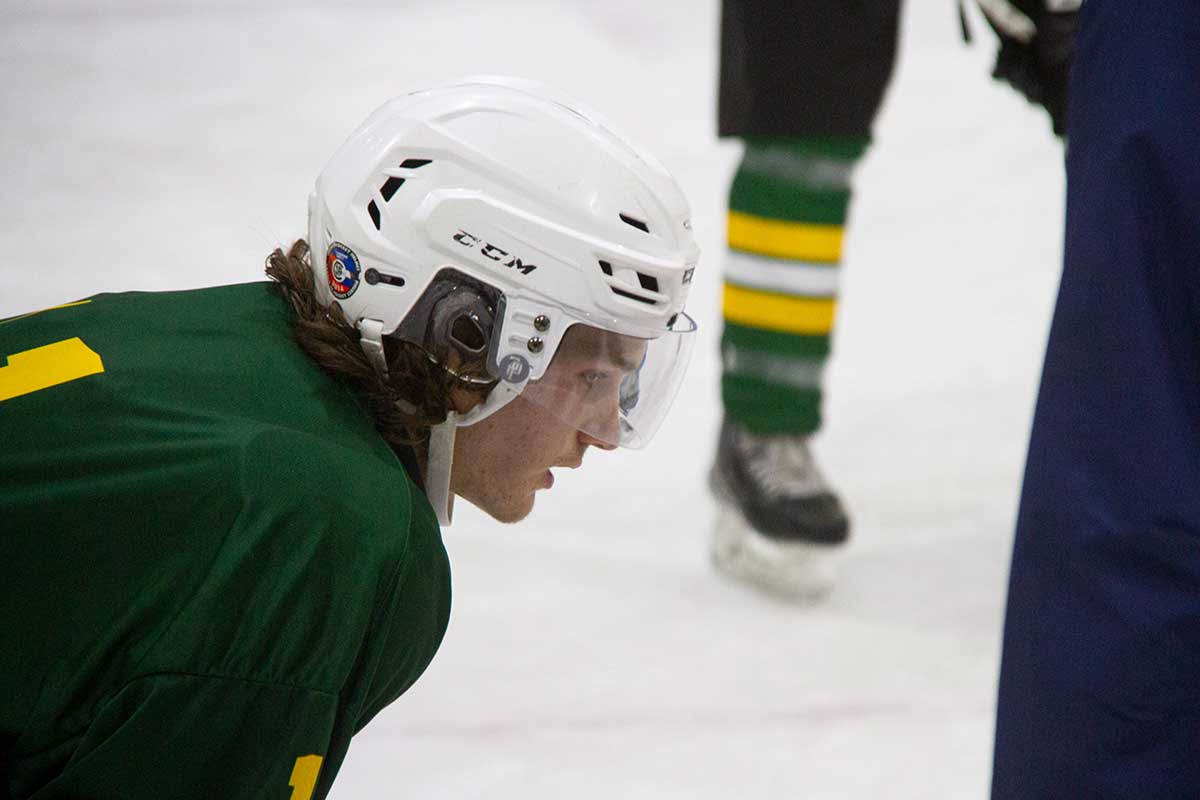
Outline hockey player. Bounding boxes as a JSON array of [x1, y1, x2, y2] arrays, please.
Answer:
[[0, 78, 698, 799], [709, 0, 903, 600], [992, 1, 1200, 794], [710, 0, 1075, 599]]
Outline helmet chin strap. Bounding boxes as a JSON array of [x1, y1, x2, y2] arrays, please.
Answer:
[[357, 318, 524, 526], [423, 382, 522, 526], [357, 318, 392, 384], [425, 418, 457, 526]]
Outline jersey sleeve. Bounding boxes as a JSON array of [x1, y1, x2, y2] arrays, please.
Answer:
[[28, 672, 338, 800]]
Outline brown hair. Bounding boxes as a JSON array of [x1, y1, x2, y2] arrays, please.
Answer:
[[264, 239, 495, 455]]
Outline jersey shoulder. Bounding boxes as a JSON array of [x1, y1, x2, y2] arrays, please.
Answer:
[[137, 424, 447, 694]]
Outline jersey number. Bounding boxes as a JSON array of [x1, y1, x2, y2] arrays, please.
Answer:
[[289, 755, 324, 800], [0, 338, 105, 402]]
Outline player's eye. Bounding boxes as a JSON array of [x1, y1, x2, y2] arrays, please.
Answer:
[[581, 370, 610, 390]]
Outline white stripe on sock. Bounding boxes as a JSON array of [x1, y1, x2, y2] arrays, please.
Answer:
[[724, 250, 840, 297], [722, 344, 826, 390], [740, 145, 855, 190]]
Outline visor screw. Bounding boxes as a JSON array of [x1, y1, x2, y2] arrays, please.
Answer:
[[527, 336, 544, 354], [365, 268, 380, 285], [533, 314, 550, 332]]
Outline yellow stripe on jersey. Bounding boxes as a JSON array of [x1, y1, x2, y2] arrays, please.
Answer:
[[0, 338, 105, 402], [722, 283, 837, 335], [0, 299, 93, 326], [727, 211, 843, 263], [288, 755, 324, 800]]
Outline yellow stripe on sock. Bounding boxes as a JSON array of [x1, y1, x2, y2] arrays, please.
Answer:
[[722, 283, 836, 335], [727, 211, 843, 262]]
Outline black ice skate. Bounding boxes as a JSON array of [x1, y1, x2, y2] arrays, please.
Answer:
[[709, 418, 849, 600]]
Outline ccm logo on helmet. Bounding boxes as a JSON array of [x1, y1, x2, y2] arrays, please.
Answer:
[[452, 230, 537, 275]]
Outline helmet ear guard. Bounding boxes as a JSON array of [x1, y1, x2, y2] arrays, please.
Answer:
[[392, 267, 503, 387], [351, 265, 531, 432], [350, 267, 513, 429]]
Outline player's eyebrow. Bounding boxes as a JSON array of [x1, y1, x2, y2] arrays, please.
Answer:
[[575, 339, 642, 373], [608, 350, 642, 373], [560, 326, 646, 373]]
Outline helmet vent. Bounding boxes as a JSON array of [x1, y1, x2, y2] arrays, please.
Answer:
[[619, 212, 650, 233], [611, 287, 658, 305], [598, 259, 663, 307], [369, 159, 436, 227], [380, 176, 405, 201]]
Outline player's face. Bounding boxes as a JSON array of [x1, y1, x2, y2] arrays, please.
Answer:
[[451, 326, 645, 523]]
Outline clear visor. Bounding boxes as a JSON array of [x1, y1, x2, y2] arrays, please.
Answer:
[[518, 312, 697, 449]]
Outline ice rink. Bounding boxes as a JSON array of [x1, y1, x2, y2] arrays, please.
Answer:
[[0, 1, 1066, 797]]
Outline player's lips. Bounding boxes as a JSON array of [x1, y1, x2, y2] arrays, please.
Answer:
[[540, 458, 582, 490]]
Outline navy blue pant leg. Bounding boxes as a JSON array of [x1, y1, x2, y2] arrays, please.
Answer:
[[992, 1, 1200, 797]]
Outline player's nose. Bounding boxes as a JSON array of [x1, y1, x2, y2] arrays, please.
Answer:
[[577, 429, 617, 451]]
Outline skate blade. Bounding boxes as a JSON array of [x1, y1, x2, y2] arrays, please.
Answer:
[[710, 505, 840, 603]]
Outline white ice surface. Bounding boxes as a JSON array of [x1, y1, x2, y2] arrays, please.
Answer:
[[0, 2, 1065, 797]]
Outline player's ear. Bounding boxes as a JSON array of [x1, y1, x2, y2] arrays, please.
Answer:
[[448, 386, 484, 415]]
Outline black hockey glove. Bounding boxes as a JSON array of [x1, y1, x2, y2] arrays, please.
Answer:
[[971, 0, 1081, 136]]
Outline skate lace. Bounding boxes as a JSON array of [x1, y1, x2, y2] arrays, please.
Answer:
[[741, 431, 832, 499]]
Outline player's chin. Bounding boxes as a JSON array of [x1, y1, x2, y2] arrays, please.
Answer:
[[481, 490, 537, 525]]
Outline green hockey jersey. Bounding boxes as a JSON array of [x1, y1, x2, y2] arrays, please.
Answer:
[[0, 282, 450, 799]]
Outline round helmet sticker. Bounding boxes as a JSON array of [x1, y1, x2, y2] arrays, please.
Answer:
[[326, 242, 361, 299], [498, 354, 531, 384]]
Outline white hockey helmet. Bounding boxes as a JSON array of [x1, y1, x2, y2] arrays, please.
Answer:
[[308, 77, 699, 519], [309, 76, 698, 439]]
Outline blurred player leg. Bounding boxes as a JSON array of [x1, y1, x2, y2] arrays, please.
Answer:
[[991, 0, 1200, 794], [711, 0, 901, 600]]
